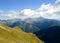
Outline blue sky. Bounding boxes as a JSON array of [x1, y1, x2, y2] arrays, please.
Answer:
[[0, 0, 55, 11], [0, 0, 60, 20]]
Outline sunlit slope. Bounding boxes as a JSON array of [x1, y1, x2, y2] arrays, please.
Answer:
[[0, 24, 44, 43]]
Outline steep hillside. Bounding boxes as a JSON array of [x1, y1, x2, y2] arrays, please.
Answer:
[[0, 24, 44, 43], [34, 26, 60, 43]]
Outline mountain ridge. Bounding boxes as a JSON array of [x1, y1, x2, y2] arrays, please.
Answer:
[[0, 24, 44, 43], [0, 17, 60, 32]]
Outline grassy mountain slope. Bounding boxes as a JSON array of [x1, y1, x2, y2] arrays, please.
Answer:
[[0, 24, 44, 43]]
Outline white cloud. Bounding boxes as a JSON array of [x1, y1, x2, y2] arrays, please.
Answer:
[[37, 4, 56, 19], [0, 14, 10, 20], [36, 0, 60, 20], [21, 9, 35, 16], [20, 9, 40, 18], [6, 9, 41, 19], [0, 0, 60, 20], [7, 10, 20, 18], [54, 0, 60, 20]]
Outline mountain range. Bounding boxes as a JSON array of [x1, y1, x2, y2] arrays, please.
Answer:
[[0, 17, 60, 32], [0, 17, 60, 43]]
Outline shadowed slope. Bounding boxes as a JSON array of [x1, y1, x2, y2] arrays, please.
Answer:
[[34, 26, 60, 43]]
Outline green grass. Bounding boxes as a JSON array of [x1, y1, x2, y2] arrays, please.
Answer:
[[0, 24, 44, 43]]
